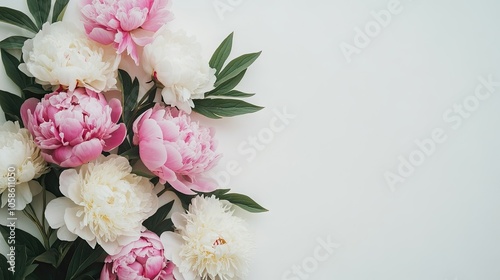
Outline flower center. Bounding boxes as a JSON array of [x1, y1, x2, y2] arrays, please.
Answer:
[[213, 237, 226, 247]]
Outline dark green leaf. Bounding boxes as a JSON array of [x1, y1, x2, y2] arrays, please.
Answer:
[[0, 225, 45, 259], [215, 51, 261, 87], [119, 145, 139, 160], [65, 240, 104, 280], [206, 70, 246, 97], [198, 188, 231, 196], [24, 85, 49, 95], [0, 36, 29, 50], [0, 90, 24, 123], [210, 90, 254, 98], [218, 193, 268, 213], [23, 264, 38, 279], [43, 169, 62, 197], [143, 200, 174, 232], [151, 218, 174, 235], [0, 253, 11, 280], [0, 7, 38, 33], [209, 32, 233, 76], [1, 49, 31, 90], [14, 245, 28, 280], [52, 0, 70, 22], [193, 98, 263, 118], [34, 250, 58, 267], [27, 0, 51, 29], [118, 69, 140, 127]]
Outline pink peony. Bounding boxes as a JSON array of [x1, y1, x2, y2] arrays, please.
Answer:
[[80, 0, 173, 65], [21, 88, 126, 168], [101, 230, 175, 280], [133, 104, 221, 194]]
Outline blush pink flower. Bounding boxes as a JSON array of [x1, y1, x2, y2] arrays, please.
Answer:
[[80, 0, 173, 65], [101, 231, 175, 280], [133, 104, 221, 194], [21, 88, 126, 167]]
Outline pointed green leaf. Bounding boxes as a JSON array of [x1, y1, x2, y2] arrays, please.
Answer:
[[218, 193, 268, 213], [206, 69, 246, 97], [0, 7, 38, 33], [209, 32, 233, 76], [210, 90, 255, 98], [52, 0, 70, 22], [0, 225, 45, 259], [215, 51, 261, 87], [193, 98, 263, 118], [0, 36, 29, 50], [65, 240, 104, 280], [152, 218, 174, 235], [1, 49, 31, 90], [14, 245, 28, 280], [0, 90, 24, 123], [0, 254, 11, 280], [143, 200, 175, 232], [27, 0, 51, 28]]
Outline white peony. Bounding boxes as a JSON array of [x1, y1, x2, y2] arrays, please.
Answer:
[[0, 121, 48, 210], [161, 196, 251, 280], [45, 155, 158, 254], [19, 22, 120, 92], [142, 27, 216, 113]]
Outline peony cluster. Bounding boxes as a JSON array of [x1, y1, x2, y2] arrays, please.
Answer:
[[143, 27, 216, 113], [81, 0, 173, 65], [133, 104, 220, 194], [161, 196, 252, 280], [21, 88, 126, 167], [45, 155, 158, 254], [0, 121, 48, 210], [19, 22, 120, 92]]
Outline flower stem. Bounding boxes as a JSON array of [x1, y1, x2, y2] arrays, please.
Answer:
[[23, 204, 50, 249]]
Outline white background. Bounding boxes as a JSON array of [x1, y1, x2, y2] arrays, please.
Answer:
[[1, 0, 500, 279]]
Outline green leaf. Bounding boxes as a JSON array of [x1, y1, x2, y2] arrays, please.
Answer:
[[14, 245, 29, 280], [206, 70, 246, 97], [215, 51, 261, 87], [152, 218, 174, 235], [118, 70, 140, 127], [0, 90, 24, 123], [65, 240, 104, 280], [143, 200, 175, 232], [0, 36, 29, 50], [1, 49, 31, 91], [24, 85, 49, 95], [209, 90, 255, 98], [218, 193, 268, 213], [0, 225, 45, 259], [198, 188, 231, 196], [193, 98, 263, 118], [119, 145, 139, 160], [0, 253, 11, 280], [27, 0, 51, 29], [23, 264, 38, 279], [0, 7, 38, 33], [52, 0, 70, 22], [209, 32, 233, 76]]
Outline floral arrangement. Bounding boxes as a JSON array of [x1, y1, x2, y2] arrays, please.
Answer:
[[0, 0, 266, 279]]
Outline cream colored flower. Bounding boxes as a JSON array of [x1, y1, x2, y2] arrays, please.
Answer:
[[142, 27, 216, 113], [161, 196, 251, 280], [0, 121, 48, 210], [45, 155, 158, 254], [19, 22, 120, 92]]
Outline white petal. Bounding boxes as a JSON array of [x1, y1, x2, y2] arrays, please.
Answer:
[[45, 197, 75, 228], [57, 225, 78, 241], [59, 169, 82, 203]]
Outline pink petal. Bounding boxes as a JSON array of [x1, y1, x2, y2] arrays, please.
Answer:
[[72, 139, 103, 165], [163, 143, 182, 170], [100, 263, 115, 280], [88, 27, 116, 45], [103, 123, 126, 151], [145, 256, 164, 278], [108, 98, 123, 123], [140, 139, 166, 170], [20, 98, 39, 131], [130, 29, 154, 46], [141, 0, 173, 31]]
